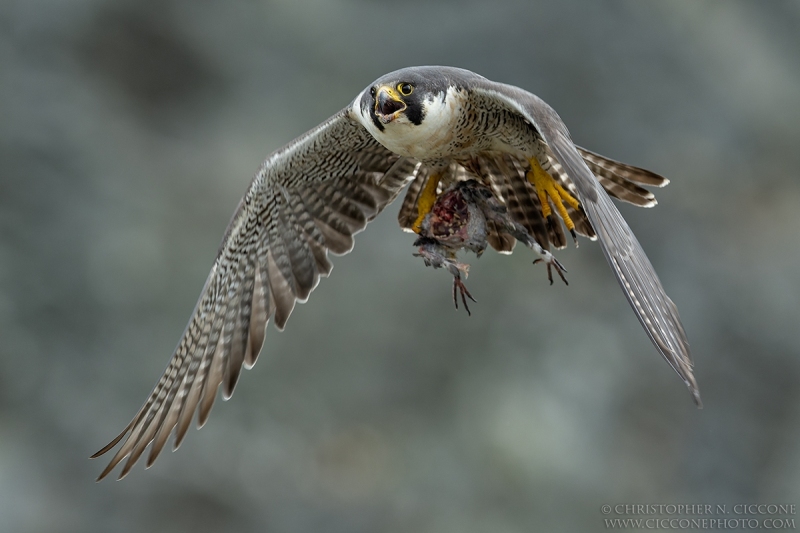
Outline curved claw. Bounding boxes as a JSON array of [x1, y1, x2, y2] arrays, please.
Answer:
[[452, 276, 477, 315], [545, 214, 578, 247], [533, 253, 569, 286]]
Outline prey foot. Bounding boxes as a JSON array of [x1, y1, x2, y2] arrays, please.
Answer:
[[413, 236, 478, 315], [502, 215, 569, 286], [453, 275, 476, 316], [533, 250, 569, 286]]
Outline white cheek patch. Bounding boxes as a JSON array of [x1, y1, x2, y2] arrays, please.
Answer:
[[378, 87, 466, 158], [406, 87, 467, 156], [420, 89, 458, 135]]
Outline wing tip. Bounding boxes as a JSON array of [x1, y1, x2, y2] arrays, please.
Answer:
[[95, 460, 121, 482], [89, 450, 105, 460], [690, 386, 703, 409]]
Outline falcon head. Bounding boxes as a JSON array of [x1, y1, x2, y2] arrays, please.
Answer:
[[360, 67, 450, 129], [355, 66, 473, 159]]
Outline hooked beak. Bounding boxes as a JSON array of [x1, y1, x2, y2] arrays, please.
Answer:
[[375, 86, 406, 124]]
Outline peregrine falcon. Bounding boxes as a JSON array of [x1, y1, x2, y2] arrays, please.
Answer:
[[92, 66, 700, 480]]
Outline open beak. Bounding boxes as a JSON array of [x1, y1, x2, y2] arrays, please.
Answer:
[[375, 86, 406, 124]]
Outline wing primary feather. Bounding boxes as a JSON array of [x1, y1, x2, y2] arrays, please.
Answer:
[[470, 84, 700, 406], [244, 260, 271, 369], [168, 291, 215, 451], [551, 132, 701, 406], [287, 189, 334, 278], [274, 188, 317, 302], [147, 265, 234, 471], [172, 357, 207, 451], [222, 235, 257, 399]]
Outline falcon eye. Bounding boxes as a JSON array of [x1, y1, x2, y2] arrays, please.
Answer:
[[397, 83, 414, 96], [370, 87, 376, 98]]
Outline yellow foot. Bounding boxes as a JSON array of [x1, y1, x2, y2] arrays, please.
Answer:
[[527, 157, 581, 243], [412, 173, 442, 233]]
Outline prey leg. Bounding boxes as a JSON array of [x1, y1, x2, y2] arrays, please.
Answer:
[[533, 255, 568, 285], [413, 236, 477, 315], [481, 202, 569, 286], [516, 230, 568, 286]]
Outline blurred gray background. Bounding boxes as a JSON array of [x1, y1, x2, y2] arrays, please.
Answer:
[[4, 0, 800, 531]]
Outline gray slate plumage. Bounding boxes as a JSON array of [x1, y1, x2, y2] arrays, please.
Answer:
[[93, 66, 699, 481]]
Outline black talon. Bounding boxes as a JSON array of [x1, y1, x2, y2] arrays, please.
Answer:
[[545, 215, 558, 236], [569, 228, 578, 246], [553, 262, 569, 285]]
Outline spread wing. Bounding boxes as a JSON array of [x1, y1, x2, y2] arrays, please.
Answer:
[[92, 109, 419, 480], [470, 82, 701, 407]]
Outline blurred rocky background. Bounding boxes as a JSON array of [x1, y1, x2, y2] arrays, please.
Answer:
[[3, 0, 800, 531]]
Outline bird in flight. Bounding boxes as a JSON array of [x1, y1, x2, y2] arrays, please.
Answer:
[[93, 66, 701, 481]]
